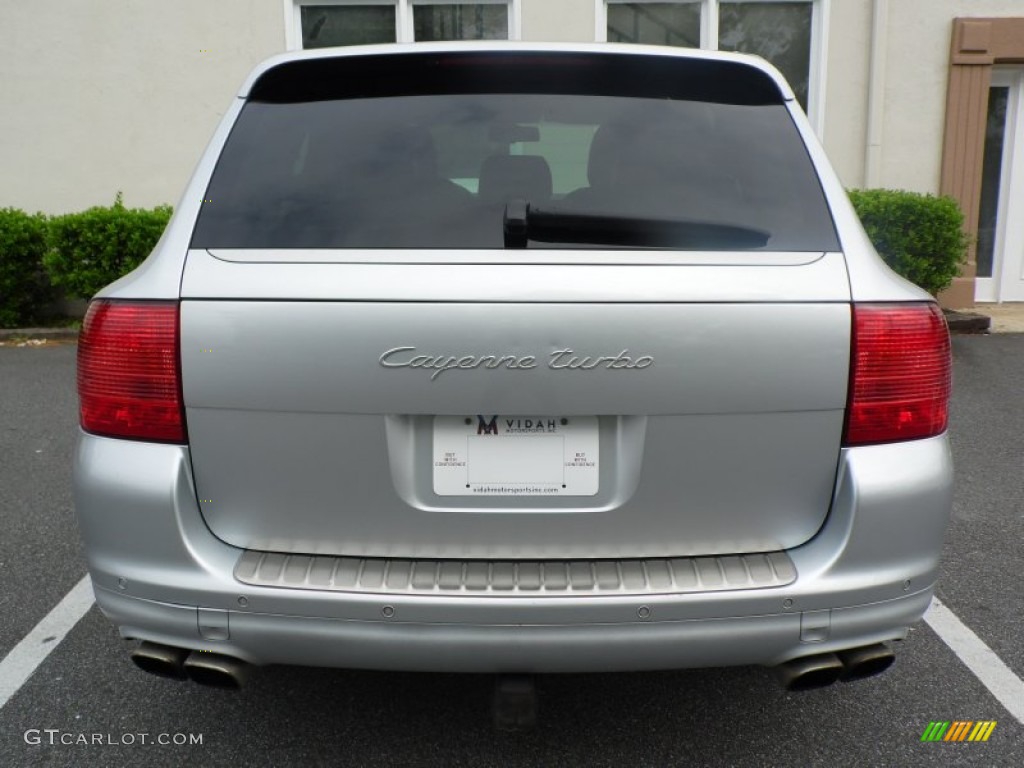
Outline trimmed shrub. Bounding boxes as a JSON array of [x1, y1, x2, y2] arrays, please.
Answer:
[[0, 208, 54, 328], [848, 188, 968, 297], [44, 193, 172, 300]]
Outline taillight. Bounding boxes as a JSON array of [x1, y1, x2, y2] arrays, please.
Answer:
[[77, 300, 186, 443], [843, 303, 951, 446]]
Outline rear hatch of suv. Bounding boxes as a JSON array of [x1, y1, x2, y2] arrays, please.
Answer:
[[178, 49, 850, 560]]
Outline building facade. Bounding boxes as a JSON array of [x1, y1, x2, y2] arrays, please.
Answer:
[[2, 0, 1023, 305]]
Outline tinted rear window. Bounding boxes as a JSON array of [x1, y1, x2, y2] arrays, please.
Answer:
[[192, 52, 838, 251]]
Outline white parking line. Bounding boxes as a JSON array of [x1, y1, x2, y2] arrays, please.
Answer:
[[925, 597, 1024, 725], [0, 575, 94, 711]]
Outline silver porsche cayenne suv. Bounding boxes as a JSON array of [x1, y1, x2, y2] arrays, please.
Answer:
[[74, 43, 953, 698]]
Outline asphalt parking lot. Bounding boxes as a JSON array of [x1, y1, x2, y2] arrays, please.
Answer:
[[0, 335, 1021, 767]]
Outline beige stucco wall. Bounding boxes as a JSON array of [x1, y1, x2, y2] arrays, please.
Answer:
[[831, 0, 1024, 195], [820, 0, 872, 188], [0, 0, 282, 214]]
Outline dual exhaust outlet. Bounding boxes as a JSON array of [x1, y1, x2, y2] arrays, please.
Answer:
[[130, 642, 249, 689], [131, 640, 895, 692], [776, 643, 896, 691]]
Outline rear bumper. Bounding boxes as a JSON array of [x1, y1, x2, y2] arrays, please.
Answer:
[[74, 432, 953, 672], [94, 585, 932, 672]]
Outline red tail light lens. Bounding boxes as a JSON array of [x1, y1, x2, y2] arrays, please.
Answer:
[[844, 303, 951, 446], [77, 300, 186, 443]]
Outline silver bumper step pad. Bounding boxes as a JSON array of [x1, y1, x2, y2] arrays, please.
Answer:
[[234, 550, 796, 596]]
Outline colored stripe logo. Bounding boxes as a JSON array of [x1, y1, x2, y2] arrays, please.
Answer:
[[920, 721, 997, 742]]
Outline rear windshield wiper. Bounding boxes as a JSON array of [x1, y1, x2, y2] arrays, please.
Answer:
[[502, 200, 770, 250]]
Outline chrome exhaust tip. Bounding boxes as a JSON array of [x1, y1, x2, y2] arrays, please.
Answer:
[[182, 651, 249, 689], [776, 652, 844, 691], [838, 643, 895, 682], [130, 642, 189, 681]]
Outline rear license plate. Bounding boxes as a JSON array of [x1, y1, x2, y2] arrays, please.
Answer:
[[433, 415, 599, 497]]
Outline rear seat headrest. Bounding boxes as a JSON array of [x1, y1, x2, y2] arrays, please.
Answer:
[[478, 154, 553, 203]]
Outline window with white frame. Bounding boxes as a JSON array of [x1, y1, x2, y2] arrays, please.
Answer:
[[601, 0, 827, 128], [292, 1, 516, 49], [607, 2, 702, 48]]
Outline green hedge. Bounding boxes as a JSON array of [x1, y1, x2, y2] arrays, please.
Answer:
[[0, 208, 55, 328], [848, 188, 968, 297], [43, 193, 172, 301]]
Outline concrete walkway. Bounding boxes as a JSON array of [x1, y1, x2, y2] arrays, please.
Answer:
[[976, 303, 1024, 333]]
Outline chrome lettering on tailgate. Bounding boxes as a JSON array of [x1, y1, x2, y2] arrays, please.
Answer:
[[380, 347, 653, 380]]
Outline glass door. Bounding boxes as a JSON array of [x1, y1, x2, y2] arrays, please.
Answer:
[[977, 69, 1024, 303]]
